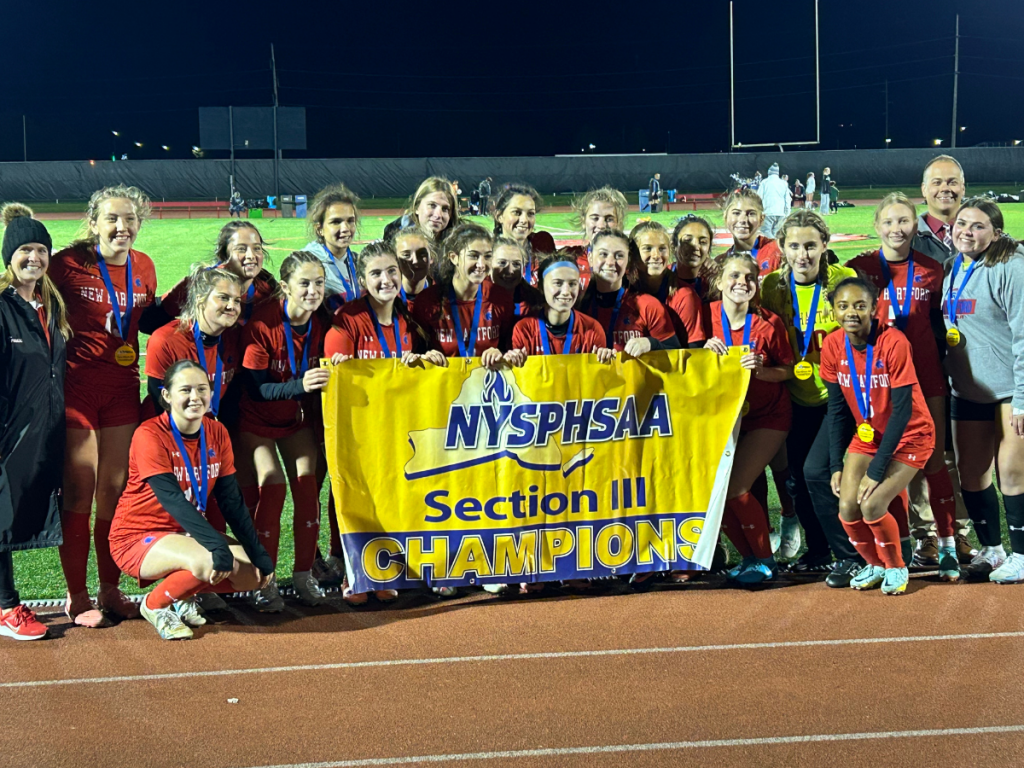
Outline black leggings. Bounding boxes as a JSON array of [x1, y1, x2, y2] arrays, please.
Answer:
[[0, 550, 18, 609], [785, 402, 859, 562]]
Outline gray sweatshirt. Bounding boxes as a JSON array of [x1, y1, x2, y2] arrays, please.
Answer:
[[302, 239, 361, 312], [942, 245, 1024, 409]]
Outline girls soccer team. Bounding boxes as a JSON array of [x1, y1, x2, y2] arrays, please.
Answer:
[[1, 178, 1022, 643]]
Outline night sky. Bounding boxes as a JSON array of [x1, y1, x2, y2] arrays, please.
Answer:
[[2, 0, 1022, 162]]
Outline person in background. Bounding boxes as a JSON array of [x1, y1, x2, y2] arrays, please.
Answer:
[[782, 175, 793, 217], [805, 173, 816, 209], [830, 181, 840, 214], [229, 189, 246, 219], [793, 177, 805, 208], [649, 173, 662, 213], [757, 164, 790, 239], [0, 206, 69, 640], [478, 177, 492, 216], [819, 168, 832, 216], [916, 155, 965, 265]]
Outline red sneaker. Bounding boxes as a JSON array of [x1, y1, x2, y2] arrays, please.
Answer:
[[0, 605, 48, 641]]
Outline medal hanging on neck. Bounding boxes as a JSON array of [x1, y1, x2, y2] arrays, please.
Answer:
[[95, 244, 136, 366], [945, 253, 977, 347], [168, 413, 209, 513], [192, 322, 224, 417], [789, 272, 821, 381], [283, 299, 313, 424], [878, 251, 914, 331], [538, 312, 575, 355], [366, 297, 402, 359], [324, 245, 359, 305], [845, 334, 876, 443], [449, 286, 483, 358]]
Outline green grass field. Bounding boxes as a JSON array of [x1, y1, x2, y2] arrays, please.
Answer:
[[12, 205, 1023, 599]]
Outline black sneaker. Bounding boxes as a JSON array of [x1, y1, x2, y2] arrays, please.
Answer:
[[825, 558, 862, 588], [785, 553, 833, 573]]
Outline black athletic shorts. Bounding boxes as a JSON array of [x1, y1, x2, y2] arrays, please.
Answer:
[[951, 395, 1011, 422]]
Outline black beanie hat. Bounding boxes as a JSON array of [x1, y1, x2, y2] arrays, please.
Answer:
[[2, 204, 52, 268]]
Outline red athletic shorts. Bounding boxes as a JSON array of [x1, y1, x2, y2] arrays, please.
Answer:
[[110, 531, 172, 583], [65, 375, 141, 430], [847, 438, 933, 470]]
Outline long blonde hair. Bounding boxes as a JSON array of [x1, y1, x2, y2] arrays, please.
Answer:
[[178, 267, 242, 332], [67, 185, 152, 264]]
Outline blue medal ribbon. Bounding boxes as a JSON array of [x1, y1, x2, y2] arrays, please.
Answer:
[[720, 305, 753, 347], [844, 334, 874, 426], [192, 322, 224, 417], [167, 413, 209, 513], [538, 312, 575, 355], [524, 259, 532, 285], [656, 276, 669, 303], [589, 286, 625, 348], [789, 273, 821, 357], [282, 299, 313, 379], [946, 253, 978, 328], [323, 245, 359, 303], [94, 244, 133, 340], [366, 297, 402, 358], [878, 251, 914, 331], [242, 281, 256, 323], [449, 286, 483, 358]]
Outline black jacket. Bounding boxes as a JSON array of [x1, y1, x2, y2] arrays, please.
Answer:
[[0, 287, 66, 552]]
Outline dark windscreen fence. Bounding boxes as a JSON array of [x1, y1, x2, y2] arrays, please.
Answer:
[[2, 148, 1023, 202]]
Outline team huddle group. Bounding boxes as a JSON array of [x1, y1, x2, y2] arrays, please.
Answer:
[[1, 153, 1022, 643]]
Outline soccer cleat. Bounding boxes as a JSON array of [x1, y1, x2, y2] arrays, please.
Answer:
[[251, 577, 286, 613], [726, 556, 755, 580], [735, 561, 774, 585], [937, 546, 961, 582], [65, 590, 112, 628], [195, 591, 229, 613], [912, 536, 940, 567], [0, 605, 48, 641], [825, 558, 862, 589], [967, 546, 1007, 577], [989, 552, 1024, 584], [97, 585, 141, 620], [483, 584, 514, 595], [881, 567, 910, 595], [292, 572, 327, 606], [779, 515, 802, 559], [312, 554, 345, 587], [373, 589, 399, 602], [955, 533, 979, 564], [140, 600, 194, 640], [432, 586, 458, 598], [173, 598, 207, 627], [850, 564, 885, 591]]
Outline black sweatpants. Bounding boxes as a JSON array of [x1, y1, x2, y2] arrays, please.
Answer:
[[785, 402, 859, 562], [0, 550, 18, 609]]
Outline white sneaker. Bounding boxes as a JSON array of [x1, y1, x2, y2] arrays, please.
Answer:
[[483, 584, 514, 595], [970, 545, 1007, 576], [292, 571, 327, 606], [989, 552, 1024, 584], [252, 576, 285, 613], [173, 597, 207, 627], [195, 592, 228, 613], [140, 600, 193, 641], [779, 515, 802, 559]]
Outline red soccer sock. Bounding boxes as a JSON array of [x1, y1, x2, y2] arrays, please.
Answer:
[[721, 507, 753, 558], [93, 518, 122, 587], [241, 485, 260, 519], [145, 570, 207, 610], [58, 511, 92, 594], [925, 468, 957, 539], [751, 472, 769, 525], [252, 483, 287, 567], [327, 492, 343, 558], [772, 467, 795, 519], [291, 475, 322, 572], [887, 490, 910, 540], [866, 513, 905, 569], [728, 492, 772, 559], [841, 518, 884, 566]]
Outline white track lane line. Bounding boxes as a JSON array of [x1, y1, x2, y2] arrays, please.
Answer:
[[238, 725, 1024, 767], [3, 630, 1023, 690]]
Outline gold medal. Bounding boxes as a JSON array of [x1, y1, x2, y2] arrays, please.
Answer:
[[794, 360, 813, 380], [741, 402, 751, 417], [946, 327, 961, 347], [857, 422, 875, 443], [114, 344, 137, 366]]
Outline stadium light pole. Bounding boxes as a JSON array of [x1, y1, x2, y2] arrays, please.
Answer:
[[22, 115, 27, 162], [271, 44, 280, 206], [951, 14, 959, 149]]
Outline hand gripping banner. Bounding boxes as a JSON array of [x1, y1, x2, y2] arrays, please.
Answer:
[[322, 350, 748, 594]]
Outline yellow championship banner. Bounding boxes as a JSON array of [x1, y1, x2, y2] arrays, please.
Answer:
[[323, 350, 748, 593]]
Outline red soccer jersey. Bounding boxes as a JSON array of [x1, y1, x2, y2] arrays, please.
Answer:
[[49, 245, 157, 386], [726, 236, 781, 281], [845, 249, 944, 380], [239, 299, 327, 430], [160, 272, 275, 327], [326, 300, 419, 359], [707, 302, 795, 423], [819, 326, 935, 453], [563, 245, 593, 292], [145, 320, 242, 392], [579, 288, 676, 351], [110, 413, 235, 542], [411, 279, 514, 358], [667, 282, 706, 345], [511, 311, 608, 355]]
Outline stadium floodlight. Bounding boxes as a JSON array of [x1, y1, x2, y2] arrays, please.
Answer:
[[731, 0, 820, 148], [934, 139, 943, 146], [134, 142, 143, 147], [161, 145, 170, 151], [588, 143, 596, 150], [885, 138, 892, 144], [111, 130, 120, 136], [959, 126, 966, 132], [1015, 140, 1022, 146]]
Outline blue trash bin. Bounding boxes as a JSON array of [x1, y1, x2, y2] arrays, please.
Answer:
[[295, 195, 307, 218], [667, 189, 677, 203], [638, 189, 650, 212]]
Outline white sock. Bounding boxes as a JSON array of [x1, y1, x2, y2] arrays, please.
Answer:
[[981, 545, 1006, 557], [938, 536, 955, 549]]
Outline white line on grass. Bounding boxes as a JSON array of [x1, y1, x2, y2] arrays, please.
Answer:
[[234, 725, 1024, 767], [3, 630, 1023, 690]]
